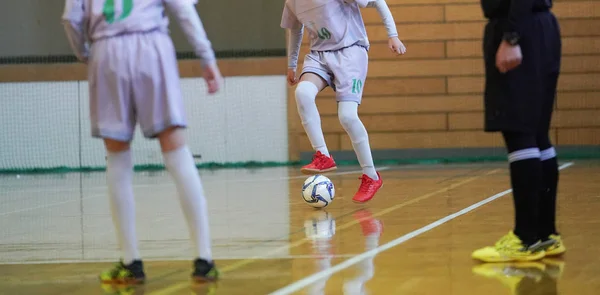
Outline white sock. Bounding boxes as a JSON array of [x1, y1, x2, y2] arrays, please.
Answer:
[[338, 101, 378, 180], [295, 81, 330, 157], [106, 150, 140, 265], [163, 146, 212, 261]]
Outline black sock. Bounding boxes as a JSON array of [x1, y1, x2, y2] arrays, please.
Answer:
[[539, 156, 559, 238], [510, 158, 542, 246]]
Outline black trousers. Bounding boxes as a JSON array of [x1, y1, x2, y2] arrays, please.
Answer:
[[483, 11, 562, 134]]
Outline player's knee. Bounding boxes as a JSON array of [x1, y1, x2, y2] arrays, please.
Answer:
[[535, 132, 556, 160], [295, 81, 319, 108], [502, 131, 537, 154], [503, 139, 541, 165], [536, 132, 553, 151], [104, 139, 131, 153], [337, 105, 360, 130], [158, 127, 186, 152]]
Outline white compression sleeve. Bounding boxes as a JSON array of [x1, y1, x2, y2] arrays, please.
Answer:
[[288, 27, 304, 70], [367, 0, 398, 38], [338, 102, 378, 180], [61, 0, 88, 62], [62, 22, 89, 62], [295, 81, 330, 156], [165, 1, 216, 67]]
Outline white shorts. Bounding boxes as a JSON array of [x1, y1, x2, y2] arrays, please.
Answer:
[[301, 45, 368, 103], [88, 31, 186, 142]]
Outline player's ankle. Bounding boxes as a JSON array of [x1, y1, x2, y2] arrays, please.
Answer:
[[363, 169, 378, 180]]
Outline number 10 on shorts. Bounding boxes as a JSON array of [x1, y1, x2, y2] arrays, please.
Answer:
[[352, 79, 363, 94]]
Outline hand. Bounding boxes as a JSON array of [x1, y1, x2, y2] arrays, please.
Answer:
[[388, 37, 406, 55], [78, 51, 89, 64], [202, 63, 223, 94], [496, 40, 522, 73], [287, 68, 298, 86]]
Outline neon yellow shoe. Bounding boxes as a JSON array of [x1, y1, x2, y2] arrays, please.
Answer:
[[472, 262, 546, 294], [99, 260, 145, 285], [545, 234, 566, 256], [472, 231, 546, 262]]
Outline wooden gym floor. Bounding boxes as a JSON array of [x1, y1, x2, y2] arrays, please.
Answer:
[[1, 161, 599, 295]]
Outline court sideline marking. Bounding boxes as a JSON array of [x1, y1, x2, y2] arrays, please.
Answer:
[[269, 162, 574, 295], [148, 166, 500, 295], [0, 167, 390, 217]]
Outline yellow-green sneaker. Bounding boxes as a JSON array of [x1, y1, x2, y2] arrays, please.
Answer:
[[472, 231, 546, 263], [99, 260, 145, 285], [545, 234, 566, 256]]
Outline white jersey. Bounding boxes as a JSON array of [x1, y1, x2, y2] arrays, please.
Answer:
[[281, 0, 370, 51], [66, 0, 173, 41], [62, 0, 215, 65]]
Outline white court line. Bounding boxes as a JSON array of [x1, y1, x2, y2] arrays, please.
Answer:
[[269, 162, 574, 295], [0, 194, 101, 217], [0, 167, 390, 217]]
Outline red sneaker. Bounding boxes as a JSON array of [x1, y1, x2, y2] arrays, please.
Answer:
[[301, 151, 337, 175], [353, 209, 384, 237], [352, 172, 383, 203]]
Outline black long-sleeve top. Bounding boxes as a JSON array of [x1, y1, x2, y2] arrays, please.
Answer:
[[480, 0, 553, 33]]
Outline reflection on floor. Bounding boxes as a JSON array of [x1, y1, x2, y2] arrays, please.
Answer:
[[1, 162, 599, 294]]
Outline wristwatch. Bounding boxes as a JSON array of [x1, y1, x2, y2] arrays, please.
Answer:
[[503, 32, 520, 46]]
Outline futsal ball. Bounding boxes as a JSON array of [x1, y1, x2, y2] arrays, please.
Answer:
[[302, 175, 335, 208]]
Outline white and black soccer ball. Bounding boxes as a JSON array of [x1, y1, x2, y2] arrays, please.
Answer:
[[302, 175, 335, 208]]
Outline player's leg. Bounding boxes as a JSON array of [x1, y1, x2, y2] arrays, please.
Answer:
[[472, 20, 547, 263], [338, 102, 377, 181], [157, 129, 217, 281], [102, 139, 145, 284], [535, 76, 562, 256], [537, 128, 564, 258], [472, 131, 546, 262], [329, 46, 381, 203], [297, 52, 337, 174], [537, 13, 564, 256], [89, 37, 145, 284], [503, 131, 543, 246], [134, 32, 217, 281]]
